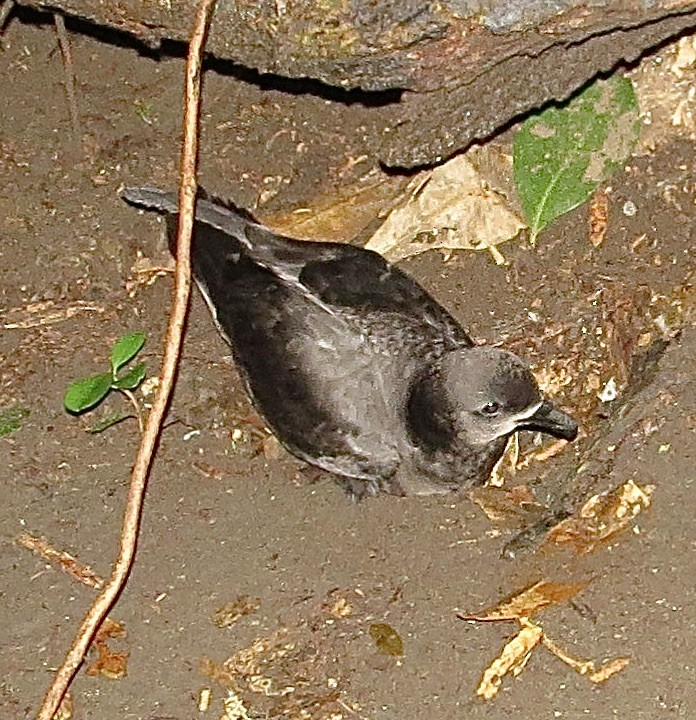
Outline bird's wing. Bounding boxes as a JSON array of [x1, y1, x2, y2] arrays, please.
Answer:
[[122, 186, 474, 350], [295, 244, 473, 348]]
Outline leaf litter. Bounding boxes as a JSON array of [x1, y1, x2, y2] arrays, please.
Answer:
[[460, 579, 632, 700], [12, 32, 693, 720], [365, 154, 524, 264], [16, 533, 130, 683], [263, 167, 409, 244], [85, 617, 129, 679], [462, 474, 654, 700], [544, 479, 654, 555], [213, 596, 261, 629], [201, 588, 375, 720]]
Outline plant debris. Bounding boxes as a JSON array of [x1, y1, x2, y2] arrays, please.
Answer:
[[461, 581, 631, 699], [264, 167, 409, 244], [17, 534, 105, 589], [365, 154, 524, 264], [544, 479, 654, 554], [212, 596, 261, 628], [85, 617, 129, 679], [470, 484, 546, 528], [2, 299, 105, 329], [460, 579, 587, 622], [476, 621, 543, 699], [588, 187, 609, 248], [202, 589, 369, 719], [369, 622, 403, 657]]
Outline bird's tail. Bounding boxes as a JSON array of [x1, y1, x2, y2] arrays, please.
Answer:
[[121, 186, 178, 214], [121, 185, 254, 245]]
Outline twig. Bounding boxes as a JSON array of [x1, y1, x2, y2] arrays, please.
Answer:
[[17, 534, 105, 590], [34, 1, 217, 718], [53, 13, 81, 146]]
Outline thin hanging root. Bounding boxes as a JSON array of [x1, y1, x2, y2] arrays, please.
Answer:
[[34, 1, 218, 718], [53, 13, 81, 145]]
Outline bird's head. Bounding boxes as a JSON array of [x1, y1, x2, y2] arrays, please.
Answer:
[[440, 347, 578, 447]]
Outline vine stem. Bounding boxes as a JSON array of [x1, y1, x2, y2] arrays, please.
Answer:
[[34, 1, 217, 717]]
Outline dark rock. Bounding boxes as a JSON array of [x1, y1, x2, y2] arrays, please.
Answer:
[[14, 0, 696, 166]]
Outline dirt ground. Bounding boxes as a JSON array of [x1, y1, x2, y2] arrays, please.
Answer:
[[1, 10, 694, 720]]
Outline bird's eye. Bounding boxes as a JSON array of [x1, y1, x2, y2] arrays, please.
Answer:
[[480, 401, 500, 416]]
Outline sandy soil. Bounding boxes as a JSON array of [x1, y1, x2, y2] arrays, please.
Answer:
[[1, 10, 694, 720]]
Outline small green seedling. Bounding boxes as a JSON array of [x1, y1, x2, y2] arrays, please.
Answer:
[[0, 406, 30, 438], [64, 333, 147, 426]]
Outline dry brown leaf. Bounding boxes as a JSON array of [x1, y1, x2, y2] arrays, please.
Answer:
[[488, 432, 519, 487], [263, 168, 408, 243], [469, 484, 545, 527], [85, 617, 128, 679], [545, 480, 654, 554], [17, 534, 104, 589], [589, 656, 632, 683], [461, 579, 587, 622], [364, 154, 524, 263], [476, 622, 543, 699], [588, 188, 609, 248]]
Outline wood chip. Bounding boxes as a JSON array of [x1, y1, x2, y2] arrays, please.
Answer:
[[589, 188, 609, 248]]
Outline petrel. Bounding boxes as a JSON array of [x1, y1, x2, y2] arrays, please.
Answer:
[[123, 186, 578, 498]]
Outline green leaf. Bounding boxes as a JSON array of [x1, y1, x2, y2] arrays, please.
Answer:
[[112, 362, 147, 391], [109, 332, 146, 376], [514, 76, 640, 244], [0, 406, 30, 438], [64, 373, 113, 413]]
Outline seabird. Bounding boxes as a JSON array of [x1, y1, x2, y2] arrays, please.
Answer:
[[123, 186, 578, 498]]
